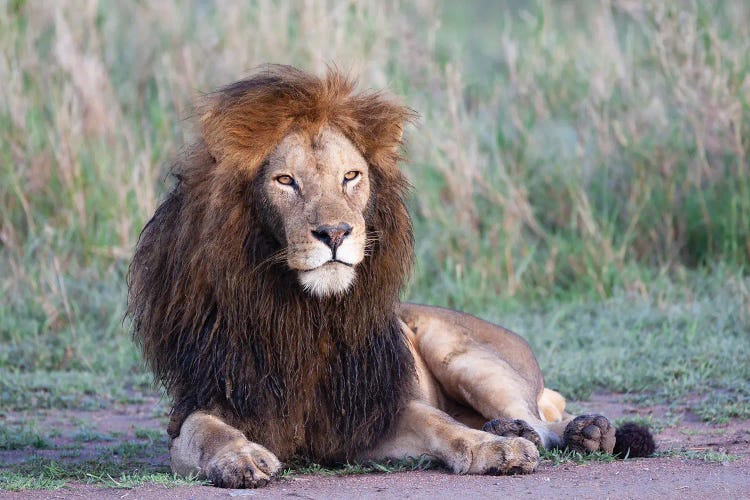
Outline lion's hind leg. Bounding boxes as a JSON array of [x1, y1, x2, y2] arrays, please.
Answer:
[[170, 411, 282, 488], [402, 304, 650, 457], [403, 305, 563, 449], [403, 305, 620, 455], [538, 387, 566, 422]]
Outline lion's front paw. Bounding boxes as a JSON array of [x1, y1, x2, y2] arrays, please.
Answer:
[[468, 436, 539, 475], [482, 418, 542, 448], [206, 441, 282, 488], [563, 414, 615, 454]]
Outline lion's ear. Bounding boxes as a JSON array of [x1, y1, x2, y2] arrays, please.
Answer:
[[196, 92, 285, 173], [197, 94, 230, 161], [344, 94, 416, 170]]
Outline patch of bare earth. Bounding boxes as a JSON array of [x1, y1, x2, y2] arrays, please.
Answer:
[[3, 393, 749, 498], [1, 395, 169, 467]]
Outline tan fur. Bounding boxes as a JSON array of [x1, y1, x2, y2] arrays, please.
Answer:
[[395, 304, 575, 449], [539, 388, 567, 422], [131, 66, 617, 488]]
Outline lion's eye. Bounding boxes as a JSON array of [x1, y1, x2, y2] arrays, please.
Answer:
[[343, 171, 360, 182], [276, 175, 295, 186]]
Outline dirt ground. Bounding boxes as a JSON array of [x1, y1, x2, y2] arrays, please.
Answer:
[[8, 459, 750, 500], [3, 393, 749, 499]]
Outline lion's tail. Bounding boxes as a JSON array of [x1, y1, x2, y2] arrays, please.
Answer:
[[613, 422, 656, 458], [540, 388, 656, 458]]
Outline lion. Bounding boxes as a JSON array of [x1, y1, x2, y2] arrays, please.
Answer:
[[127, 65, 654, 488]]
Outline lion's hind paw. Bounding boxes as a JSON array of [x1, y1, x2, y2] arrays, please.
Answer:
[[563, 414, 615, 454]]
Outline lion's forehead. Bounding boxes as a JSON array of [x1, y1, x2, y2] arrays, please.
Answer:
[[270, 127, 367, 177]]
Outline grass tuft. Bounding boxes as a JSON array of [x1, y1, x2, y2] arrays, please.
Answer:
[[540, 448, 617, 466], [281, 456, 437, 478], [0, 423, 52, 451]]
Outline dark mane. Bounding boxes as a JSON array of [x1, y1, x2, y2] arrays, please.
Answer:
[[126, 65, 417, 461]]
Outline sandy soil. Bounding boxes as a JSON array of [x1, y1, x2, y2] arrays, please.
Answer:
[[2, 393, 749, 499]]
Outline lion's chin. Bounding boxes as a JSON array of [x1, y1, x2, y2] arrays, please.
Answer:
[[298, 262, 356, 297]]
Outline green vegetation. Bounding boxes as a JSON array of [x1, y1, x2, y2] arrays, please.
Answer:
[[0, 422, 52, 451], [492, 271, 750, 419], [540, 448, 617, 466], [280, 457, 436, 478], [1, 0, 748, 491], [654, 449, 741, 463], [71, 430, 114, 443], [1, 458, 205, 492], [0, 420, 189, 491]]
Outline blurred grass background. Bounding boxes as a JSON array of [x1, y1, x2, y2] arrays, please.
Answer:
[[1, 0, 749, 421]]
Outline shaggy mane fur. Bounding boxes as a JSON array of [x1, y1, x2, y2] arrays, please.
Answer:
[[127, 65, 416, 461]]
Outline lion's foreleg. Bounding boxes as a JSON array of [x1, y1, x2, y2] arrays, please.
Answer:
[[362, 400, 538, 475], [170, 411, 281, 488]]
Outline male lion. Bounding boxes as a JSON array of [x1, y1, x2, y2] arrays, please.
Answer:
[[128, 65, 653, 488]]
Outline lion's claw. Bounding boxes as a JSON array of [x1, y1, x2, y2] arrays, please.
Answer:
[[467, 435, 539, 475], [563, 414, 615, 454], [482, 418, 542, 448], [205, 442, 281, 488]]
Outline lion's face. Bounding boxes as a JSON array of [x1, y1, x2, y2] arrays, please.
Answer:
[[263, 126, 371, 297]]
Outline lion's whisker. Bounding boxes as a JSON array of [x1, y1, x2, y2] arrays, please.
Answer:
[[250, 248, 290, 275]]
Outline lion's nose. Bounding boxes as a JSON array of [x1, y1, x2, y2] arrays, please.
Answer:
[[311, 223, 353, 253]]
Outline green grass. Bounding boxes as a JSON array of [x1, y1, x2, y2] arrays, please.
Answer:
[[0, 370, 151, 411], [92, 473, 208, 490], [540, 446, 743, 466], [494, 271, 750, 417], [407, 268, 750, 422], [654, 449, 742, 464], [0, 457, 206, 492], [540, 448, 617, 466], [1, 454, 431, 491], [133, 428, 165, 442], [0, 425, 179, 491], [0, 472, 68, 492], [0, 423, 52, 451], [71, 430, 114, 443], [1, 0, 750, 492], [281, 457, 437, 478]]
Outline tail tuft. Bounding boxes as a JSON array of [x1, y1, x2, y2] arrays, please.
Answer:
[[613, 422, 656, 458]]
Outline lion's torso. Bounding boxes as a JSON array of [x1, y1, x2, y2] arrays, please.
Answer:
[[162, 274, 416, 462]]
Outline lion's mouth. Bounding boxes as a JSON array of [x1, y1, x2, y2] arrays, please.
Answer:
[[328, 259, 353, 267], [299, 260, 353, 272]]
